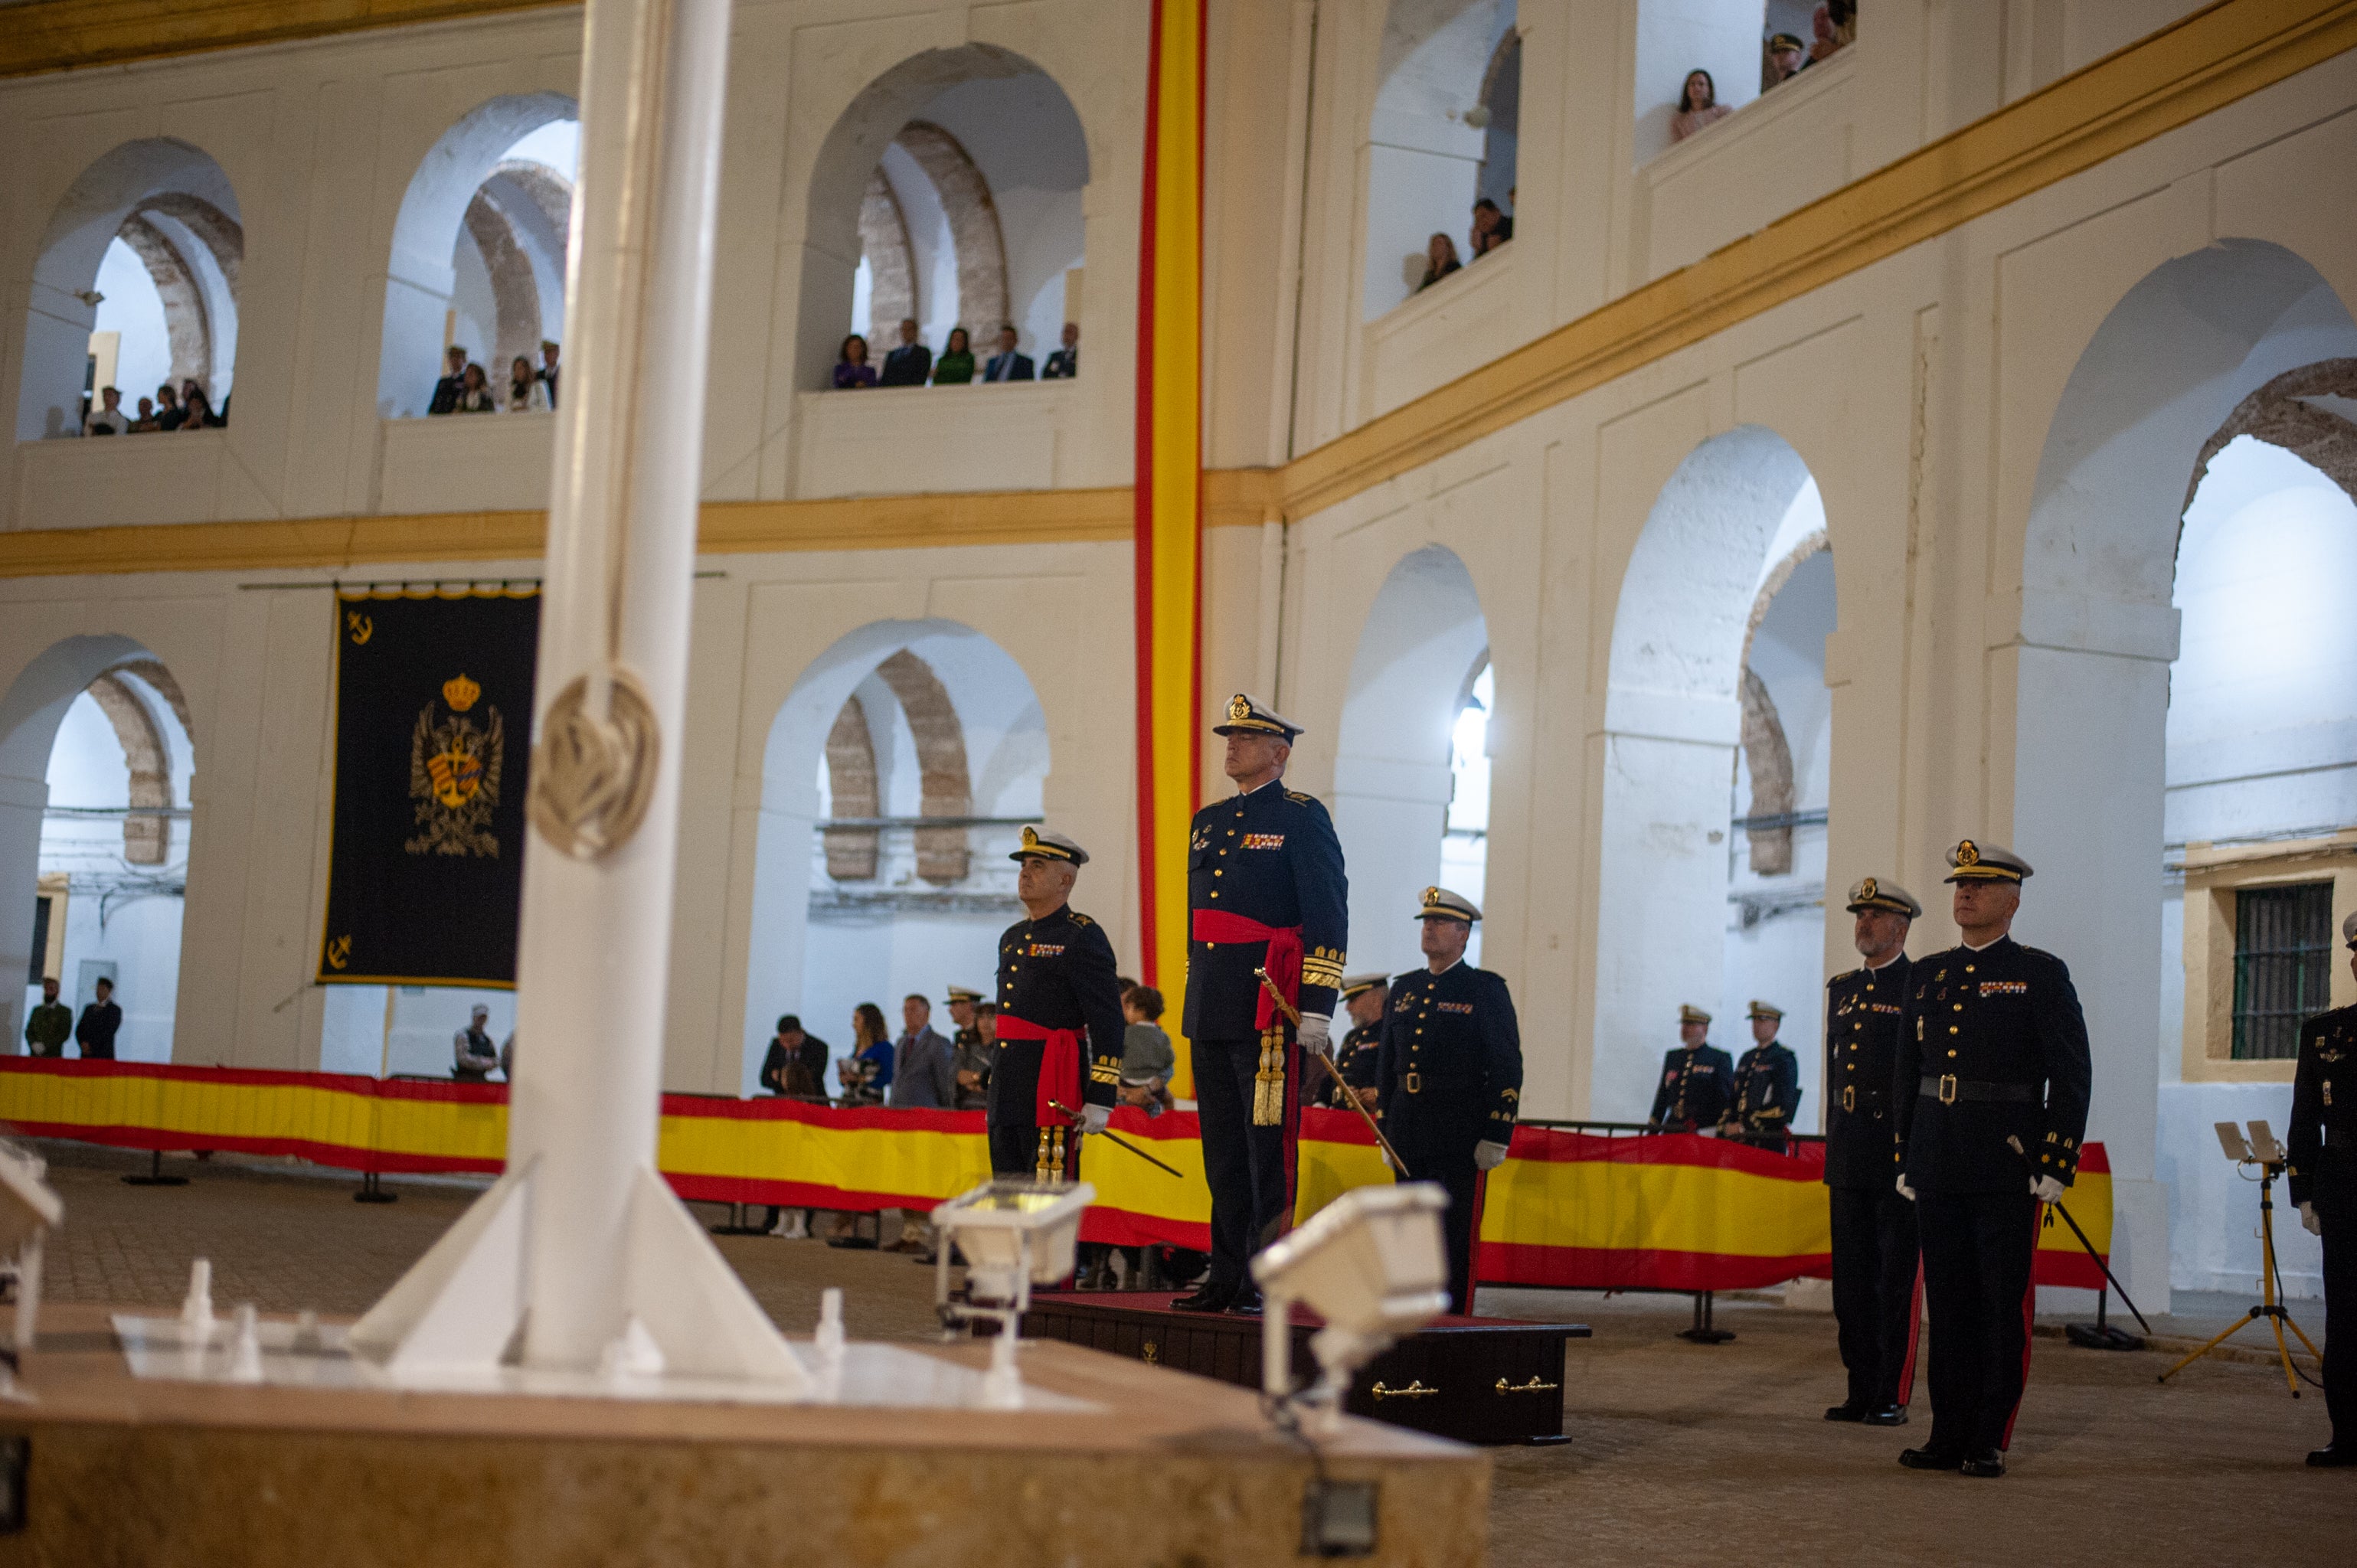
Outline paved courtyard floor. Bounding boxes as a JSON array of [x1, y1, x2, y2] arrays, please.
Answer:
[[28, 1142, 2352, 1566]]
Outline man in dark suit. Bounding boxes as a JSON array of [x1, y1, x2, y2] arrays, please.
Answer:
[[2288, 909, 2357, 1466], [1375, 887, 1521, 1313], [878, 318, 932, 387], [1647, 1005, 1734, 1131], [1893, 840, 2091, 1479], [1823, 876, 1924, 1426], [1175, 694, 1348, 1315], [75, 976, 123, 1060], [982, 325, 1035, 383], [1042, 322, 1079, 379], [536, 339, 561, 407], [427, 345, 469, 415]]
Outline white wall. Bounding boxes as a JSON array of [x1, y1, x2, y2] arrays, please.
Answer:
[[1362, 0, 1515, 322], [1633, 0, 1766, 164]]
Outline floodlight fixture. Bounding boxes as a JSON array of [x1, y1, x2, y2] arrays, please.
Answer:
[[931, 1178, 1095, 1406], [1251, 1182, 1450, 1434]]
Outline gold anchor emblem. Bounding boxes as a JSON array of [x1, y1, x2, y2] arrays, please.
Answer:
[[1141, 1341, 1159, 1365], [323, 935, 353, 971], [1228, 694, 1251, 722], [345, 609, 374, 645]]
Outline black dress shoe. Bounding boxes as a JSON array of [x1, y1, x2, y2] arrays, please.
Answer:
[[1824, 1402, 1868, 1423], [1862, 1403, 1911, 1427], [1898, 1447, 1962, 1471], [1225, 1289, 1264, 1316], [2307, 1442, 2357, 1468], [1960, 1449, 2006, 1478], [1170, 1285, 1234, 1313]]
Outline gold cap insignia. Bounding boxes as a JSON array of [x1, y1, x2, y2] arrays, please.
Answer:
[[1954, 839, 1979, 867], [443, 672, 482, 713], [1022, 825, 1041, 850], [1858, 877, 1877, 900], [1228, 694, 1251, 722], [1422, 886, 1442, 907]]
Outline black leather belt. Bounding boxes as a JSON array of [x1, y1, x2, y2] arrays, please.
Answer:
[[1839, 1085, 1888, 1113], [1919, 1075, 2039, 1106]]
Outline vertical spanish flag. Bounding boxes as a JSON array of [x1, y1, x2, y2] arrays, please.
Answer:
[[1134, 0, 1204, 1077]]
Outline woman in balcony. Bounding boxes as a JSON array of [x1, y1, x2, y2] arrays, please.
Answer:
[[451, 363, 497, 414], [180, 381, 226, 428], [1671, 69, 1731, 142], [832, 333, 878, 390], [504, 354, 551, 412], [931, 326, 976, 385], [1417, 232, 1462, 292]]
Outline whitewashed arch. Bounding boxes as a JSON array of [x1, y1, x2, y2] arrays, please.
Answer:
[[1590, 424, 1822, 1119], [15, 140, 243, 439], [1362, 0, 1517, 321], [375, 91, 576, 416], [1332, 546, 1489, 978]]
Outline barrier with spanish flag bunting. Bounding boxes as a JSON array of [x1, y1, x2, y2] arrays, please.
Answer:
[[0, 1060, 2109, 1292]]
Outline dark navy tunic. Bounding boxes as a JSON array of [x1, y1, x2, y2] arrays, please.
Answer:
[[1823, 956, 1912, 1189], [1182, 779, 1348, 1037]]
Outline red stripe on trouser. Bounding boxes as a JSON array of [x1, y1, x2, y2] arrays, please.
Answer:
[[1999, 1204, 2040, 1450], [1277, 1035, 1301, 1234], [1896, 1256, 1924, 1406], [1469, 1168, 1492, 1306]]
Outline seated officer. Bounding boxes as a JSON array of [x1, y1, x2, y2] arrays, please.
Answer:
[[1648, 1004, 1734, 1132], [2289, 909, 2357, 1467], [1321, 973, 1388, 1109], [1724, 1001, 1802, 1148], [1374, 887, 1522, 1315]]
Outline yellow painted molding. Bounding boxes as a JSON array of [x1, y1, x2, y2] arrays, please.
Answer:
[[1278, 0, 2357, 518], [1202, 467, 1281, 530], [0, 488, 1139, 578], [0, 0, 571, 78]]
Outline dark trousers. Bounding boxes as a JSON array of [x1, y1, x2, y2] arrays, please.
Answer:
[[1829, 1182, 1921, 1408], [987, 1038, 1044, 1177], [2324, 1205, 2355, 1443], [1192, 1034, 1299, 1293], [1392, 1136, 1480, 1314], [1917, 1190, 2038, 1455]]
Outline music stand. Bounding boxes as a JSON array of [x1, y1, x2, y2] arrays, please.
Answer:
[[2156, 1121, 2321, 1397]]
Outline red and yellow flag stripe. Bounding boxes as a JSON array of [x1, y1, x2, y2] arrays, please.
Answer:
[[1133, 0, 1205, 1091], [0, 1062, 2109, 1290]]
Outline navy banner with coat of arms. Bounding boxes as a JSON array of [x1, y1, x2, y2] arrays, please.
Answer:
[[319, 589, 540, 987]]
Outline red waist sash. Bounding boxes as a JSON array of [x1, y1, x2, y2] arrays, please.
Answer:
[[995, 1014, 1082, 1128], [1189, 910, 1303, 1032]]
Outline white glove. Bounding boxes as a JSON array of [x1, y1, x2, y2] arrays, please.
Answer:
[[1473, 1139, 1509, 1171], [1895, 1174, 1915, 1201], [2030, 1174, 2064, 1204], [1079, 1102, 1110, 1136], [1296, 1012, 1332, 1058], [2302, 1200, 2322, 1236]]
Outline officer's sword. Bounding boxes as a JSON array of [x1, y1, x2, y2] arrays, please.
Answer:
[[1254, 966, 1414, 1178], [2004, 1134, 2153, 1335], [1046, 1099, 1184, 1179]]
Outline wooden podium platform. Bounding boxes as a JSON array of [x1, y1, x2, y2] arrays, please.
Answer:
[[1021, 1291, 1589, 1446], [0, 1304, 1489, 1566]]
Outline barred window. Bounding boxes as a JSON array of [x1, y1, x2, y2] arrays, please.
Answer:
[[2231, 882, 2334, 1060]]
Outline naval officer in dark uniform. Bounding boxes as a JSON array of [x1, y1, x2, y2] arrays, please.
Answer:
[[988, 827, 1128, 1181], [1319, 973, 1388, 1109], [1823, 876, 1924, 1426], [2288, 909, 2357, 1468], [1648, 1005, 1735, 1132], [1724, 1000, 1802, 1148], [1175, 694, 1348, 1315], [1894, 840, 2091, 1478], [1374, 887, 1522, 1315]]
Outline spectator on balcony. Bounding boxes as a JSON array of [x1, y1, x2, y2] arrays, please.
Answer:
[[1672, 69, 1733, 142], [504, 354, 551, 413], [428, 345, 470, 416], [982, 324, 1035, 383], [1043, 322, 1080, 380], [879, 318, 932, 387], [1812, 1, 1855, 64], [152, 382, 185, 431], [832, 333, 878, 390], [1764, 32, 1807, 88], [932, 326, 976, 385], [129, 395, 157, 433], [537, 339, 561, 408], [453, 364, 496, 414], [1417, 232, 1463, 292], [1471, 198, 1512, 256], [181, 381, 227, 427], [84, 386, 128, 436]]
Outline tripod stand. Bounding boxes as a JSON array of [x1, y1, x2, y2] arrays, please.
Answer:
[[2157, 1154, 2320, 1397]]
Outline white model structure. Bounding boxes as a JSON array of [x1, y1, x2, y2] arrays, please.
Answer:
[[930, 1179, 1094, 1407], [1251, 1183, 1450, 1434], [343, 0, 805, 1391], [0, 1138, 62, 1400]]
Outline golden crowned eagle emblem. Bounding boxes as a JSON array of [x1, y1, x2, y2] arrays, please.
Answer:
[[406, 672, 503, 857]]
